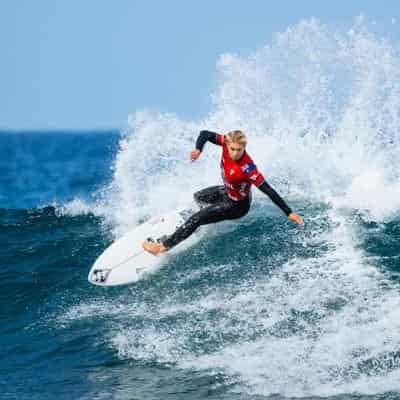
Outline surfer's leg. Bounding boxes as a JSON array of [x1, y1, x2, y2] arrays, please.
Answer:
[[162, 197, 250, 249], [143, 187, 229, 256], [194, 185, 225, 207]]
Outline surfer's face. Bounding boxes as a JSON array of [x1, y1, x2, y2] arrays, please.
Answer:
[[227, 142, 245, 160]]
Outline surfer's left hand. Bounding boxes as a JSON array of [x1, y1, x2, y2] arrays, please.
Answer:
[[288, 212, 304, 226]]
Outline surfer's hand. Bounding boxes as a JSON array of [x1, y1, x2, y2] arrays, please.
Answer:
[[288, 212, 304, 226], [190, 149, 201, 161]]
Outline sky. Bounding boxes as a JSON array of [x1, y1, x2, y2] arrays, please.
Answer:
[[1, 0, 400, 130]]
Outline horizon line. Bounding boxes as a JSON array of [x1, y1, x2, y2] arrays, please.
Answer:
[[0, 128, 121, 134]]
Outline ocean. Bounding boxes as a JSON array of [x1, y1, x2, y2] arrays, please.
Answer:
[[2, 19, 400, 400]]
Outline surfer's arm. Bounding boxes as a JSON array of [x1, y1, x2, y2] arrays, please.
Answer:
[[256, 180, 293, 216], [195, 130, 224, 152]]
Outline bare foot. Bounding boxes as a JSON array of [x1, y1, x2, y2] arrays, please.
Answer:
[[142, 240, 168, 256]]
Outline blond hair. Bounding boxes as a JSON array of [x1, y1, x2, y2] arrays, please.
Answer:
[[226, 130, 247, 146]]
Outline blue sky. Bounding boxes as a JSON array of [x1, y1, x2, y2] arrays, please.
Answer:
[[1, 0, 399, 130]]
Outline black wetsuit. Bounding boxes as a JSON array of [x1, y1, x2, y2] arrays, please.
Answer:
[[161, 131, 292, 249]]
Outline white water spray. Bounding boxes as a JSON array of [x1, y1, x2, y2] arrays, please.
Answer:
[[60, 17, 400, 398]]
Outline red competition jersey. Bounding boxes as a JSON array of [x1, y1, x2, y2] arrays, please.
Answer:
[[216, 134, 265, 201]]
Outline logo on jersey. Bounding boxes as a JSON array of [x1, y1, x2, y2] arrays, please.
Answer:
[[249, 174, 258, 181], [241, 162, 256, 174]]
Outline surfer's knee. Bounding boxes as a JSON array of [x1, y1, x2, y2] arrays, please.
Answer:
[[193, 190, 202, 204]]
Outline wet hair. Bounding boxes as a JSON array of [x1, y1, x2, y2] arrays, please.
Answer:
[[226, 130, 247, 146]]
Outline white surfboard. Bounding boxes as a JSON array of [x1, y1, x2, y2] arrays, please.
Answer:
[[88, 208, 195, 286]]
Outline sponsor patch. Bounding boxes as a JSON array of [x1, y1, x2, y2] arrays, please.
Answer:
[[249, 174, 258, 181], [241, 162, 256, 174]]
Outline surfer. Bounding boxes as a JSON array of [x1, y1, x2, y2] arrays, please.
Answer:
[[142, 130, 304, 255]]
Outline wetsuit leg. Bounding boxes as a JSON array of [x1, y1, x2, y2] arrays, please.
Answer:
[[193, 185, 226, 207], [162, 196, 250, 249]]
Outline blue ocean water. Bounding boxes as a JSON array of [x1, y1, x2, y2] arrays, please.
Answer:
[[2, 130, 400, 400], [1, 131, 119, 209], [3, 19, 400, 400]]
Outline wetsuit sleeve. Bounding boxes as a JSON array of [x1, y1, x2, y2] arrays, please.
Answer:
[[195, 130, 224, 151], [257, 180, 293, 216]]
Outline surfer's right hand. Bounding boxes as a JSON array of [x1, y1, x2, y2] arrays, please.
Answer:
[[190, 149, 201, 162]]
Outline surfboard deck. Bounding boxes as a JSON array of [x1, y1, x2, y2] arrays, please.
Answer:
[[88, 208, 195, 286]]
